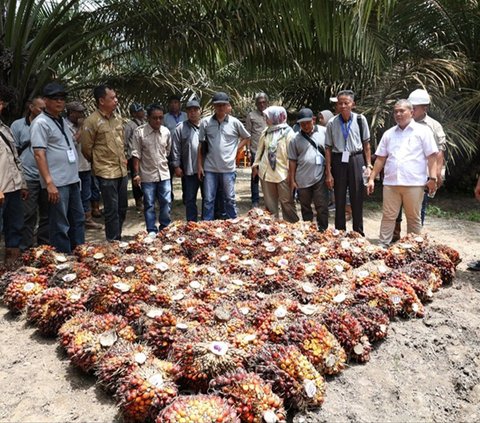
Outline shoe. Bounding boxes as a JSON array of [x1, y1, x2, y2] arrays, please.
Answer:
[[91, 201, 102, 218], [392, 222, 401, 242], [84, 212, 103, 229], [467, 261, 480, 271], [135, 198, 144, 212], [147, 231, 157, 239], [252, 202, 259, 209], [4, 247, 21, 267]]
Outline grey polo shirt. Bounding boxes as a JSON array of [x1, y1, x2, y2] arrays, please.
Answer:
[[164, 111, 187, 134], [245, 109, 266, 154], [171, 120, 200, 176], [287, 127, 326, 189], [199, 114, 251, 173], [10, 117, 39, 181], [31, 113, 80, 188], [325, 112, 370, 153]]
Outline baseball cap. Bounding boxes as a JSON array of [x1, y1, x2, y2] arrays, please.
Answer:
[[43, 82, 68, 98], [129, 103, 144, 113], [212, 92, 230, 104], [186, 100, 201, 109], [297, 108, 314, 123]]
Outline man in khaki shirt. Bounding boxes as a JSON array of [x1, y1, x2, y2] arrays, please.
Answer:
[[132, 104, 172, 234], [81, 84, 128, 241]]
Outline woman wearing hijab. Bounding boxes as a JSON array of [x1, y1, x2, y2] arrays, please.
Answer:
[[317, 110, 334, 126], [252, 106, 299, 222]]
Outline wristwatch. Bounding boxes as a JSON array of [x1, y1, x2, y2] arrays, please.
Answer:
[[427, 177, 437, 181], [367, 164, 373, 170]]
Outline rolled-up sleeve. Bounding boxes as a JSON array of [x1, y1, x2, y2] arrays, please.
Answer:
[[171, 126, 182, 168], [131, 128, 142, 160]]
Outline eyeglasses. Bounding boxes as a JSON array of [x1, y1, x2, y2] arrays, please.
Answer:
[[47, 95, 67, 101]]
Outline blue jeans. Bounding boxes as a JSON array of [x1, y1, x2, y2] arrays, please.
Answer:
[[202, 172, 237, 221], [183, 175, 201, 222], [250, 152, 260, 205], [142, 180, 172, 232], [0, 190, 24, 248], [98, 176, 128, 241], [79, 170, 92, 213], [48, 183, 85, 253]]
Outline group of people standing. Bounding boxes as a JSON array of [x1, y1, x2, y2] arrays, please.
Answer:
[[0, 80, 448, 264]]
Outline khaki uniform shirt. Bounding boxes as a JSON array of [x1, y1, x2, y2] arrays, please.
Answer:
[[418, 114, 446, 152], [81, 110, 127, 179], [245, 109, 267, 154], [131, 123, 171, 183], [0, 122, 26, 193]]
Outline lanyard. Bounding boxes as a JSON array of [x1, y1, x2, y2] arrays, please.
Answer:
[[44, 112, 73, 149], [340, 115, 353, 145]]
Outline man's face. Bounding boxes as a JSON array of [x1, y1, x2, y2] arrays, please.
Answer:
[[30, 98, 46, 118], [300, 120, 314, 133], [187, 107, 201, 123], [44, 96, 66, 116], [169, 99, 180, 114], [317, 113, 327, 127], [133, 110, 145, 121], [99, 88, 118, 113], [393, 104, 413, 128], [412, 105, 428, 121], [256, 97, 268, 112], [69, 110, 85, 125], [214, 103, 228, 118], [337, 95, 354, 118], [148, 109, 164, 130]]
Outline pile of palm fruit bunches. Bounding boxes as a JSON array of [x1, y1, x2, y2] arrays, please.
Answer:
[[0, 209, 460, 423]]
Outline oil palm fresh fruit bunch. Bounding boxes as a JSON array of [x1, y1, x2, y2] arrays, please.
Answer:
[[419, 246, 456, 285], [211, 370, 287, 423], [59, 312, 137, 371], [116, 359, 180, 422], [22, 245, 66, 267], [157, 394, 240, 423], [26, 287, 86, 335], [323, 237, 370, 268], [321, 307, 372, 363], [141, 308, 178, 359], [3, 276, 47, 313], [48, 262, 92, 288], [384, 235, 427, 268], [382, 277, 425, 318], [398, 261, 442, 299], [347, 304, 390, 343], [434, 244, 461, 266], [0, 266, 47, 296], [255, 344, 325, 410]]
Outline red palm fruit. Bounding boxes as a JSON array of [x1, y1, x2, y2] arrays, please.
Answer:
[[347, 304, 390, 342], [419, 246, 456, 285], [116, 360, 179, 422], [383, 277, 425, 317], [141, 308, 178, 358], [157, 394, 240, 423], [435, 244, 461, 266], [211, 370, 287, 423], [21, 245, 64, 267], [26, 287, 87, 335], [255, 344, 326, 410], [399, 260, 442, 295], [3, 277, 47, 313]]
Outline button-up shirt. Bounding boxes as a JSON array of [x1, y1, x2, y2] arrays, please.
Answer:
[[199, 114, 250, 173], [171, 119, 200, 176], [164, 111, 187, 134], [253, 125, 294, 183], [66, 118, 90, 173], [10, 117, 39, 181], [131, 123, 171, 182], [0, 122, 26, 193], [81, 110, 127, 179], [417, 114, 446, 151], [375, 120, 438, 186], [124, 118, 145, 159], [245, 109, 267, 154], [325, 112, 370, 153]]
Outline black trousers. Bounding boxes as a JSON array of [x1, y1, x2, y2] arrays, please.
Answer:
[[331, 153, 365, 235], [127, 158, 143, 201]]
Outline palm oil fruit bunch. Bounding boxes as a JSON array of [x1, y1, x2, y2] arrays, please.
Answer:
[[211, 371, 287, 423], [96, 340, 155, 392], [141, 308, 178, 359], [419, 246, 456, 285], [256, 344, 325, 410], [157, 394, 240, 423], [21, 245, 65, 267], [347, 304, 390, 343], [3, 277, 47, 313], [26, 287, 87, 335], [398, 261, 441, 300], [59, 312, 137, 371], [116, 360, 179, 422]]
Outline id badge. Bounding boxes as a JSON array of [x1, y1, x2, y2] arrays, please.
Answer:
[[341, 151, 350, 163], [67, 149, 76, 163], [316, 155, 322, 165]]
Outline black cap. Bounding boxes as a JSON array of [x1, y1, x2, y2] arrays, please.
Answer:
[[186, 100, 200, 109], [129, 103, 144, 113], [212, 92, 230, 104], [43, 82, 68, 98], [297, 108, 314, 123]]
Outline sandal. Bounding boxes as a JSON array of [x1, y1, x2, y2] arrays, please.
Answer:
[[467, 261, 480, 271]]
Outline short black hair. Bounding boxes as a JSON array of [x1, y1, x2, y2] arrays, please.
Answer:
[[93, 84, 113, 104], [168, 94, 181, 102], [146, 103, 164, 116], [0, 84, 16, 103]]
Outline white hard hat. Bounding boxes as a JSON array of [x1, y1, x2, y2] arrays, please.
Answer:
[[408, 89, 430, 105]]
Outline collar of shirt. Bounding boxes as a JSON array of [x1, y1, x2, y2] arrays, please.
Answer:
[[186, 120, 199, 130], [97, 108, 117, 120], [212, 114, 229, 123], [394, 119, 416, 133], [144, 123, 163, 137]]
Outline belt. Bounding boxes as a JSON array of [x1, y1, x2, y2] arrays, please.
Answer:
[[332, 151, 363, 156]]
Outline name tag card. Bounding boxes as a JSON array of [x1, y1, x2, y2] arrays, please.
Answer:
[[316, 155, 322, 165], [341, 151, 350, 163], [67, 149, 76, 163]]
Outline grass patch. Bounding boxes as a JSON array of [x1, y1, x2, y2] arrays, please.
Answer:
[[427, 205, 480, 222]]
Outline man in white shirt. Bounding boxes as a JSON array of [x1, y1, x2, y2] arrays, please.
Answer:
[[367, 99, 438, 246]]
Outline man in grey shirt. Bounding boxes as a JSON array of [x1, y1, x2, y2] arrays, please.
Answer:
[[288, 108, 329, 231], [197, 92, 250, 220], [10, 96, 49, 249], [172, 100, 202, 221], [31, 82, 85, 253]]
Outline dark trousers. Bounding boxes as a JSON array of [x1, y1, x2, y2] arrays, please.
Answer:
[[128, 158, 143, 201], [297, 179, 329, 231], [0, 190, 24, 248], [90, 174, 101, 202], [250, 152, 260, 205], [79, 170, 92, 213], [21, 180, 49, 250], [331, 153, 365, 235], [97, 176, 128, 241], [183, 174, 202, 221]]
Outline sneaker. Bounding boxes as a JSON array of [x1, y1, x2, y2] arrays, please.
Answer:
[[135, 198, 144, 212], [467, 261, 480, 271], [147, 231, 157, 239], [252, 202, 259, 209]]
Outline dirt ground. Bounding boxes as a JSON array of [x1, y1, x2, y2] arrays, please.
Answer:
[[1, 168, 479, 423]]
